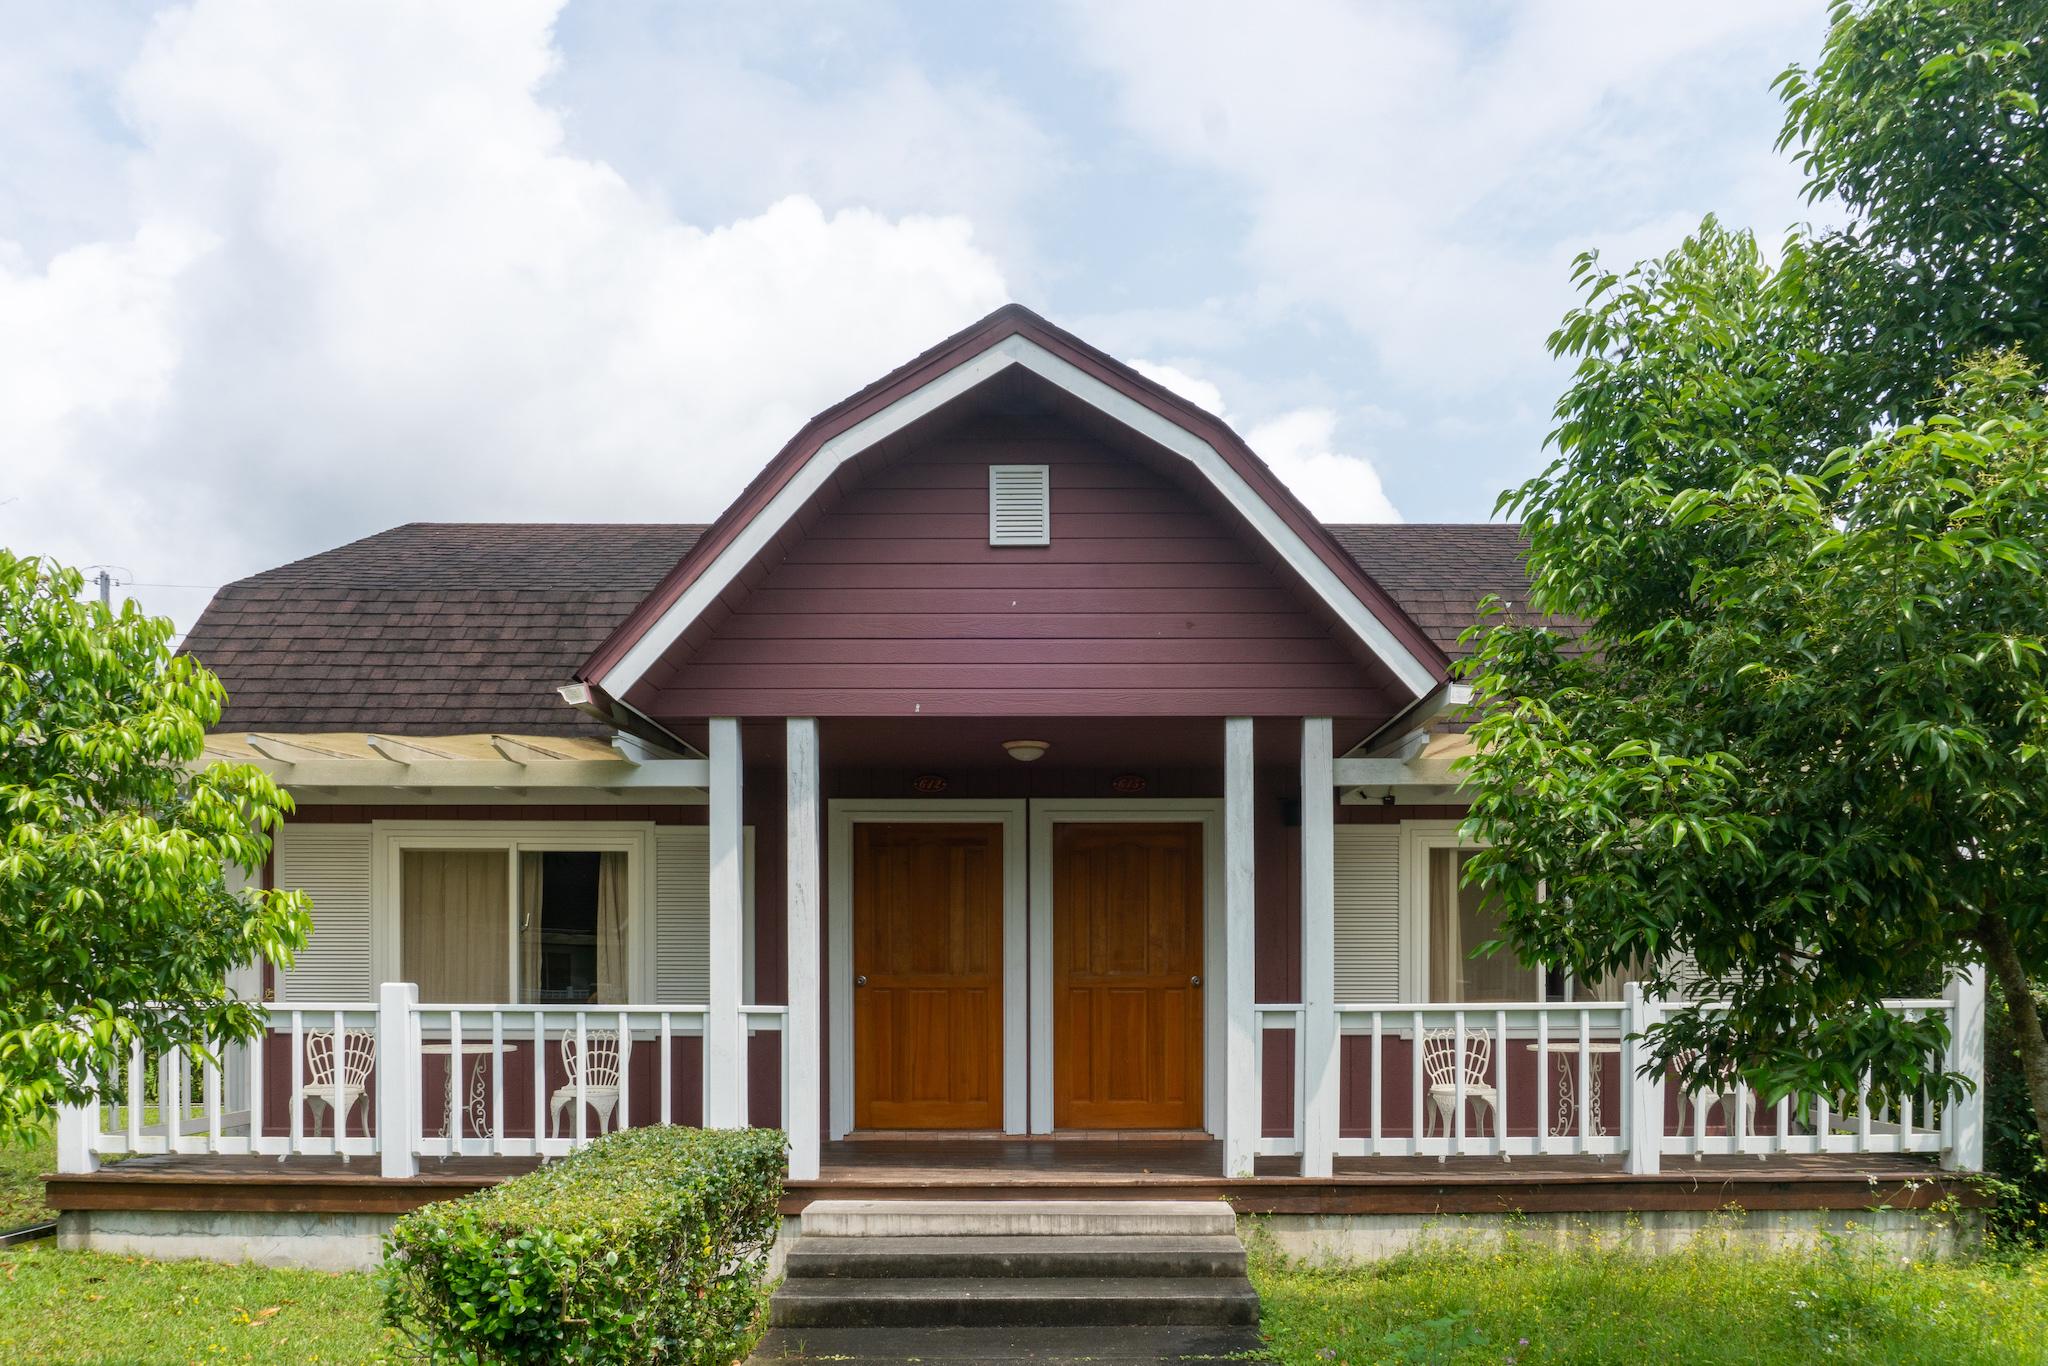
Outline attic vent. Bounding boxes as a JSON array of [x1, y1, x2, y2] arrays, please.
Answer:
[[988, 464, 1051, 546]]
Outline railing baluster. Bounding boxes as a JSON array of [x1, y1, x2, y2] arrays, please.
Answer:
[[162, 1047, 183, 1150], [1775, 1093, 1791, 1154], [1452, 1011, 1467, 1150], [1494, 1007, 1508, 1159], [127, 1038, 145, 1150], [574, 1011, 588, 1146], [1410, 1010, 1423, 1153], [660, 1011, 673, 1127], [248, 1015, 266, 1152], [532, 1009, 547, 1150], [288, 1011, 304, 1149], [1536, 1010, 1551, 1154], [331, 1008, 347, 1146], [204, 1042, 221, 1148], [449, 1008, 465, 1148], [1576, 1009, 1591, 1155], [491, 1010, 505, 1157], [1369, 1011, 1383, 1157], [616, 1008, 632, 1133], [1816, 1089, 1832, 1152]]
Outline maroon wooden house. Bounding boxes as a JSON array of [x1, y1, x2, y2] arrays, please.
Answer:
[[48, 306, 1984, 1268]]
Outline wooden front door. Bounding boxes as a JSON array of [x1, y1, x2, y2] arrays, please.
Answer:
[[1053, 822, 1205, 1130], [852, 823, 1005, 1130]]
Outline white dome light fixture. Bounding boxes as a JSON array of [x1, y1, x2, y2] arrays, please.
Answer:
[[1002, 739, 1051, 763]]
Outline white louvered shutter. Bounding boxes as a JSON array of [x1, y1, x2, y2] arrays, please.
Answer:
[[654, 829, 710, 1005], [1333, 827, 1403, 1003], [273, 825, 373, 1001], [988, 464, 1051, 545]]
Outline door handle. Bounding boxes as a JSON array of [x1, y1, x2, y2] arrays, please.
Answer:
[[1190, 975, 1202, 988], [855, 975, 868, 987]]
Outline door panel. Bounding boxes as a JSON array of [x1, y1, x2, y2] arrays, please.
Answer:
[[1053, 822, 1204, 1129], [853, 823, 1005, 1130]]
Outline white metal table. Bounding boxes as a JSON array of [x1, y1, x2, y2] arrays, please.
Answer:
[[420, 1041, 508, 1138], [1525, 1041, 1622, 1137]]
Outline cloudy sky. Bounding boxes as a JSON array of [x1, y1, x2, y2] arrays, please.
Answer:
[[1, 0, 1833, 632]]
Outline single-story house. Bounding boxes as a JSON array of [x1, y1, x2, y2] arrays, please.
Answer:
[[47, 305, 1985, 1268]]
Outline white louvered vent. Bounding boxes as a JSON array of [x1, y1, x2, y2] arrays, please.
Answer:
[[654, 829, 710, 1006], [988, 464, 1051, 546], [273, 825, 374, 1001], [1333, 826, 1403, 1003]]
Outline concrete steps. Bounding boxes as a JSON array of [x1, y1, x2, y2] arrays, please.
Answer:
[[752, 1200, 1266, 1364]]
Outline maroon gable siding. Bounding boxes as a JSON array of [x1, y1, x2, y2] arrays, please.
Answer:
[[637, 423, 1403, 720]]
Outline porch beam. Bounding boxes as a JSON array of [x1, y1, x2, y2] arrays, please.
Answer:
[[249, 757, 710, 790], [707, 718, 745, 1128], [1300, 717, 1337, 1177], [1332, 755, 1462, 789], [1223, 716, 1257, 1176], [785, 718, 822, 1179]]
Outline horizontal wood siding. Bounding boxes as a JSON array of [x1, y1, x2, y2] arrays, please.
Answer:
[[640, 428, 1397, 720]]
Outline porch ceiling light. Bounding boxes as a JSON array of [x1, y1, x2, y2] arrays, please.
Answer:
[[1002, 739, 1050, 763]]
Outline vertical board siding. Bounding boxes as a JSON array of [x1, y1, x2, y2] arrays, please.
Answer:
[[273, 825, 374, 1000], [1333, 827, 1403, 1002], [639, 427, 1396, 718], [654, 829, 710, 1005]]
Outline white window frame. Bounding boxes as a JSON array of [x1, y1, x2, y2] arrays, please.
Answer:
[[369, 820, 757, 1006]]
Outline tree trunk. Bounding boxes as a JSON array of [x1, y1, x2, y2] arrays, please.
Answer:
[[1979, 910, 2048, 1159]]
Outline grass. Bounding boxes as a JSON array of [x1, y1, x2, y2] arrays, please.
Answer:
[[1249, 1226, 2048, 1364], [0, 1247, 394, 1364], [0, 1124, 54, 1230]]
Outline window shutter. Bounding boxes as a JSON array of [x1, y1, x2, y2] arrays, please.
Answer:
[[988, 464, 1051, 546], [1333, 826, 1402, 1003], [654, 829, 710, 1005], [273, 825, 373, 1001]]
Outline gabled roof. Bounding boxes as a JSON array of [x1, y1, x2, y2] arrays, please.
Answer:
[[576, 304, 1455, 707], [180, 522, 1547, 738]]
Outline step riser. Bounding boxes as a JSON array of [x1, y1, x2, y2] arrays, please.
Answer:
[[769, 1292, 1259, 1330], [802, 1212, 1232, 1237], [786, 1248, 1247, 1279]]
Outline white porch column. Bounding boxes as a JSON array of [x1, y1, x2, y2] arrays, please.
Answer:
[[378, 980, 419, 1179], [1299, 717, 1337, 1178], [1223, 716, 1258, 1176], [54, 1101, 98, 1175], [1621, 983, 1663, 1175], [785, 718, 822, 1179], [1945, 964, 1987, 1172], [707, 717, 745, 1128]]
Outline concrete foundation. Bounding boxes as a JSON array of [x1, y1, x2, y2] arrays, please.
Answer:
[[1251, 1205, 1974, 1264], [59, 1208, 398, 1272]]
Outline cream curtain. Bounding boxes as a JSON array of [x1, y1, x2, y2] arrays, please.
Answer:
[[1429, 847, 1540, 1003], [401, 850, 510, 1002], [594, 851, 628, 1004], [519, 852, 544, 1002]]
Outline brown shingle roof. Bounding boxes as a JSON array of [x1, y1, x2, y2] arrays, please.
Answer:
[[184, 520, 1568, 734], [182, 523, 704, 737]]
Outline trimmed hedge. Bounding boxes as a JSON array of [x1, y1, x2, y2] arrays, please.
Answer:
[[382, 1125, 786, 1364]]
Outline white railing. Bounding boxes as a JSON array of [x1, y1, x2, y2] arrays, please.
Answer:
[[1259, 970, 1987, 1175], [55, 984, 791, 1176]]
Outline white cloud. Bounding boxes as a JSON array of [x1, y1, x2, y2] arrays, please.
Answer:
[[1131, 359, 1399, 522], [1063, 0, 1829, 397], [0, 0, 1010, 631]]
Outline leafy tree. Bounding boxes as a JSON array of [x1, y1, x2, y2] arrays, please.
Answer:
[[0, 552, 307, 1140], [1461, 0, 2048, 1146]]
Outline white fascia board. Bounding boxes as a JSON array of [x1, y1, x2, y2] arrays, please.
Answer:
[[257, 757, 710, 789], [593, 333, 1438, 699]]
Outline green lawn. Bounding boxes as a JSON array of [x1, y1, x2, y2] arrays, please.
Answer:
[[0, 1124, 55, 1229], [1250, 1232, 2048, 1365], [0, 1247, 394, 1364]]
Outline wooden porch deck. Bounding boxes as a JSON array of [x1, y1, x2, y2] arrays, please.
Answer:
[[43, 1138, 1973, 1219]]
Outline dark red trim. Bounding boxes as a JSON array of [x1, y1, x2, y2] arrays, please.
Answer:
[[579, 304, 1452, 692]]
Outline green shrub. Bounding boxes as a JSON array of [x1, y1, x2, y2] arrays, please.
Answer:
[[382, 1125, 785, 1364]]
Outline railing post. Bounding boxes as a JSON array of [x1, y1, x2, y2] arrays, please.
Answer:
[[1622, 984, 1662, 1174], [378, 981, 419, 1179], [55, 1099, 98, 1174], [1945, 965, 1986, 1172]]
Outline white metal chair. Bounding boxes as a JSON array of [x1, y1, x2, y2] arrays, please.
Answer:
[[550, 1029, 623, 1139], [1421, 1027, 1497, 1158], [294, 1030, 375, 1143]]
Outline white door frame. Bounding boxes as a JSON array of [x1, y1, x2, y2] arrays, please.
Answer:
[[826, 798, 1029, 1138], [1026, 798, 1225, 1136]]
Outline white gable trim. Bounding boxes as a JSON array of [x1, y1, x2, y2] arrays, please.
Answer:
[[594, 333, 1439, 699]]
